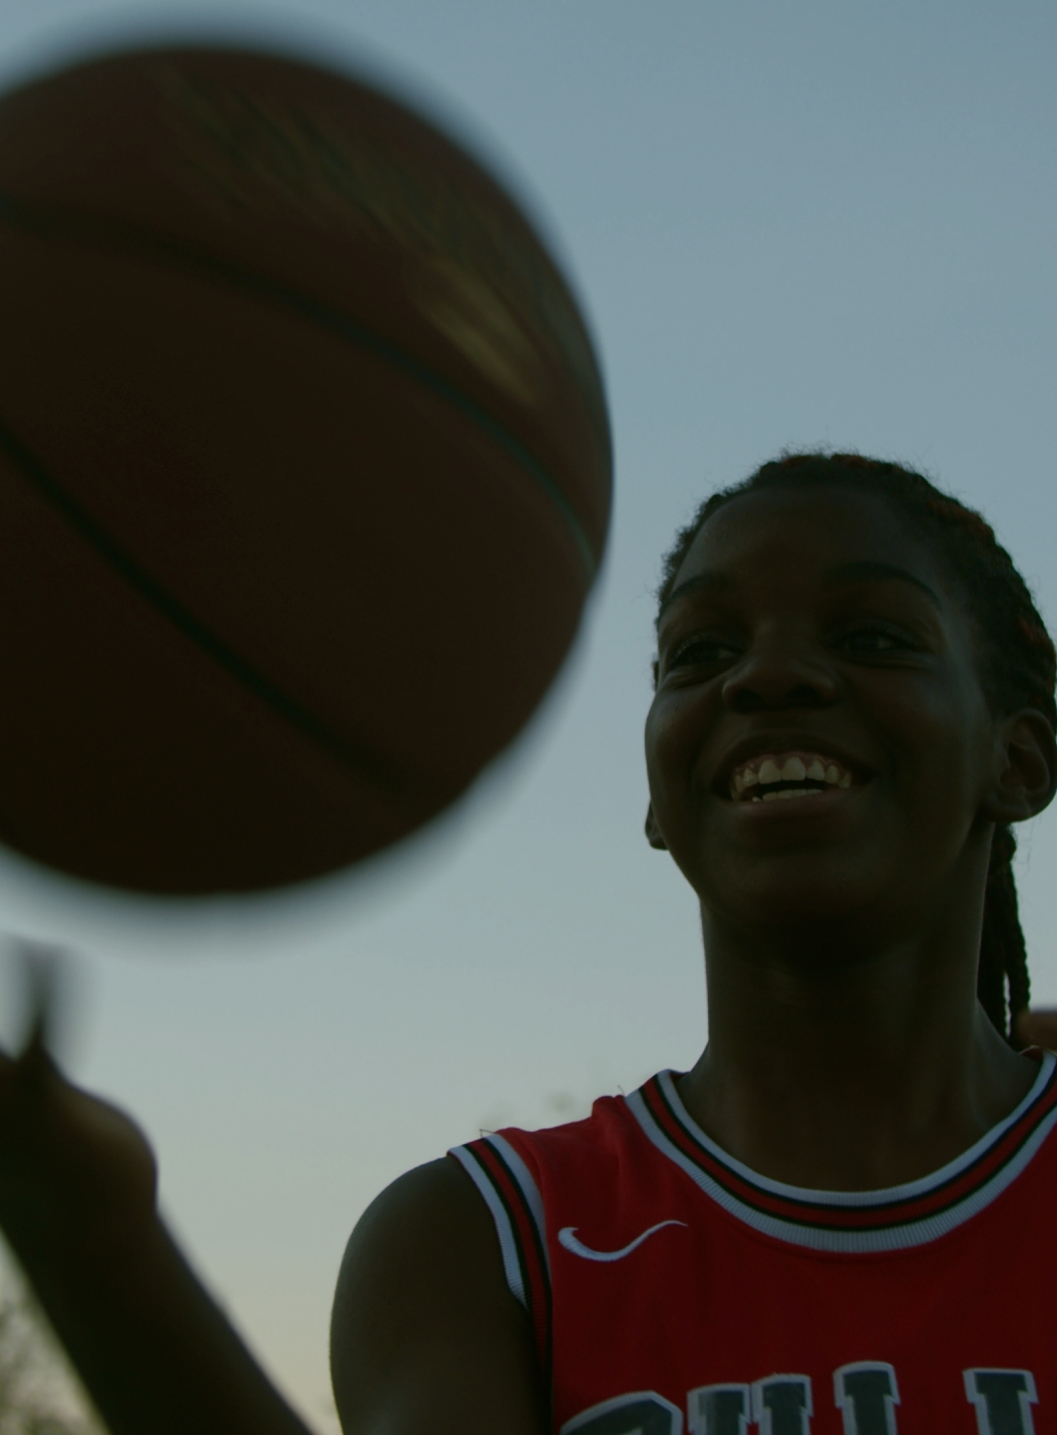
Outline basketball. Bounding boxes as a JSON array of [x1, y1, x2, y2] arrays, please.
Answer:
[[0, 44, 611, 895]]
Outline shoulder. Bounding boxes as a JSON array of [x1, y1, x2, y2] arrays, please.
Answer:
[[330, 1157, 546, 1435]]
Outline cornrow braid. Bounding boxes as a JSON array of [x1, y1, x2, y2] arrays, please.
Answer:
[[657, 451, 1056, 1044]]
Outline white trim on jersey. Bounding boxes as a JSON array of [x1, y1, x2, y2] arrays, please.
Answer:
[[449, 1143, 528, 1307], [489, 1131, 551, 1279], [449, 1132, 550, 1308], [626, 1053, 1057, 1254]]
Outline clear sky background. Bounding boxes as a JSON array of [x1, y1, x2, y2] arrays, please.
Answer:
[[0, 1, 1055, 1427]]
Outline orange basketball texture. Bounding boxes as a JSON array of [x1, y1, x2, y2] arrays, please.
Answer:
[[0, 46, 611, 894]]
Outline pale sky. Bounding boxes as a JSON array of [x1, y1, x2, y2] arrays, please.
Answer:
[[0, 1, 1055, 1427]]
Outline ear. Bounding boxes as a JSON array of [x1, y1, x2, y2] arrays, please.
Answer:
[[644, 802, 668, 850], [984, 708, 1057, 824]]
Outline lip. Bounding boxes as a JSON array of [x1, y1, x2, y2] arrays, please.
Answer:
[[728, 784, 860, 823], [710, 732, 875, 798]]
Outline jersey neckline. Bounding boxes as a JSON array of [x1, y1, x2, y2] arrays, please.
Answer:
[[626, 1052, 1057, 1254]]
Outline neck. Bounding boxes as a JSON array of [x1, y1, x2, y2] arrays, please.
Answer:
[[678, 875, 1036, 1190]]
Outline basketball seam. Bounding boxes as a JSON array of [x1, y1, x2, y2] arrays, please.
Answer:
[[0, 416, 449, 803], [0, 193, 605, 578]]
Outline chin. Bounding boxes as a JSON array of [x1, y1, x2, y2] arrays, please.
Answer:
[[698, 856, 884, 937]]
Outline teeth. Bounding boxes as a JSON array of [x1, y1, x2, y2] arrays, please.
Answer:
[[731, 750, 857, 799], [756, 787, 816, 802]]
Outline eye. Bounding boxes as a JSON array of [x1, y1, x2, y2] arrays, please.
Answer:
[[836, 623, 916, 655], [666, 634, 742, 670]]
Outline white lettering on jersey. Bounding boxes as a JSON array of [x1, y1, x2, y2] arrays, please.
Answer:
[[834, 1363, 900, 1435], [964, 1370, 1038, 1435], [687, 1382, 751, 1435], [565, 1363, 1041, 1432], [562, 1391, 683, 1435], [752, 1375, 812, 1435]]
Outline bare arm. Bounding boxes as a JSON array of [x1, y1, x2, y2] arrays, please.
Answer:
[[0, 1036, 312, 1435], [331, 1158, 547, 1435], [0, 983, 544, 1435], [1017, 1009, 1057, 1050]]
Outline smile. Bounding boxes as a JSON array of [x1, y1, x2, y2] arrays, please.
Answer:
[[729, 751, 853, 803]]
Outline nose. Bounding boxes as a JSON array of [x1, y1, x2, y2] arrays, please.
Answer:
[[721, 628, 838, 713]]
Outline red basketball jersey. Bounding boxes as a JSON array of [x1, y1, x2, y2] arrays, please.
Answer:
[[450, 1052, 1057, 1435]]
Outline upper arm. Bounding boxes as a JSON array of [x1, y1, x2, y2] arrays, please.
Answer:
[[330, 1156, 547, 1435]]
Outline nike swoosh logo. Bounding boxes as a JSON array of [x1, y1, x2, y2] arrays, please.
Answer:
[[558, 1219, 687, 1262]]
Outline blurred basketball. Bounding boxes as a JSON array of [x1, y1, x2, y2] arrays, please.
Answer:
[[0, 44, 611, 895]]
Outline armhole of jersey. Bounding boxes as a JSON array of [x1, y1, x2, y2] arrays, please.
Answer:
[[449, 1134, 552, 1384], [449, 1141, 529, 1305]]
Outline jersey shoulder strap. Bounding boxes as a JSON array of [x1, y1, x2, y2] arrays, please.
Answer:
[[449, 1092, 650, 1378]]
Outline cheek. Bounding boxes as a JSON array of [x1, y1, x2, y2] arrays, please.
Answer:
[[643, 700, 672, 805], [644, 690, 700, 800], [864, 673, 993, 829], [644, 709, 694, 851]]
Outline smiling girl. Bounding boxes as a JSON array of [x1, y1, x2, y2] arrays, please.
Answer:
[[1, 452, 1056, 1435]]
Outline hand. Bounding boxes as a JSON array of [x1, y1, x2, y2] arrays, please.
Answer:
[[0, 942, 313, 1435], [0, 943, 157, 1267], [1014, 1008, 1057, 1053]]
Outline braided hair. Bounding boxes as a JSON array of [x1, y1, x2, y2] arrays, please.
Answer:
[[656, 452, 1056, 1044]]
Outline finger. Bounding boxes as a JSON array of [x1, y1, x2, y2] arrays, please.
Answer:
[[6, 938, 71, 1063]]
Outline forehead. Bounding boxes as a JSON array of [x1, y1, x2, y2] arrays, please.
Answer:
[[669, 484, 949, 602]]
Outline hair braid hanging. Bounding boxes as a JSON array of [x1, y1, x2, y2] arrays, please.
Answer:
[[981, 825, 1031, 1044]]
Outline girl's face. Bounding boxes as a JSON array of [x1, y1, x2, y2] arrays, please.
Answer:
[[645, 484, 1005, 943]]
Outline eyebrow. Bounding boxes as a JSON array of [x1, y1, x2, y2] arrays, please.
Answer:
[[656, 560, 941, 624], [821, 561, 942, 605], [656, 570, 733, 621]]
